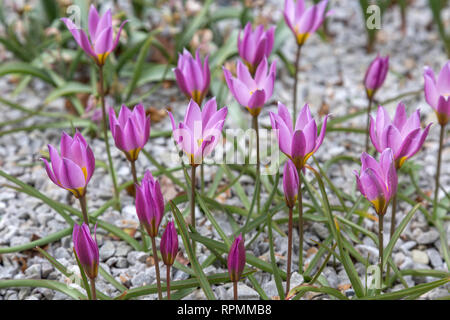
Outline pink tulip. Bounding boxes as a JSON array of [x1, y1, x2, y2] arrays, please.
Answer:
[[424, 62, 450, 126], [364, 55, 389, 99], [228, 234, 246, 283], [73, 223, 99, 279], [160, 221, 178, 266], [42, 131, 95, 198], [283, 159, 299, 209]]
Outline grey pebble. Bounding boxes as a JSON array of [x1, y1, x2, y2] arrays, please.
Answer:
[[100, 241, 116, 261], [417, 230, 440, 244]]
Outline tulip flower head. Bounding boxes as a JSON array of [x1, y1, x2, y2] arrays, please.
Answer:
[[160, 221, 179, 266], [238, 22, 275, 75], [364, 55, 389, 99], [168, 98, 228, 166], [174, 49, 210, 105], [223, 58, 276, 117], [369, 103, 431, 168], [270, 102, 328, 170], [73, 223, 99, 279], [42, 131, 95, 198], [61, 5, 128, 66], [228, 234, 246, 283], [283, 0, 331, 46], [354, 149, 398, 216], [424, 62, 450, 126], [109, 104, 150, 162], [283, 159, 299, 208], [135, 171, 165, 238]]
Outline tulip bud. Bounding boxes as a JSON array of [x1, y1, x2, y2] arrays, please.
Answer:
[[160, 221, 178, 266], [227, 234, 246, 283], [283, 160, 299, 208], [364, 55, 389, 99], [73, 223, 99, 279], [423, 62, 450, 126]]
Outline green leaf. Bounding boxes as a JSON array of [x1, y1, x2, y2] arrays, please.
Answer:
[[45, 82, 92, 104], [0, 279, 87, 300], [0, 62, 53, 83]]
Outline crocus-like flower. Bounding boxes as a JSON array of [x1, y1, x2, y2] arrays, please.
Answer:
[[61, 5, 128, 66], [364, 55, 389, 99], [109, 104, 151, 162], [270, 102, 328, 170], [73, 223, 99, 279], [238, 22, 275, 75], [369, 103, 431, 168], [160, 221, 178, 266], [135, 170, 165, 238], [424, 62, 450, 126], [168, 98, 228, 166], [223, 58, 276, 117], [42, 131, 95, 198], [283, 159, 299, 208], [173, 49, 210, 105], [283, 0, 331, 46], [228, 234, 246, 283], [354, 149, 398, 216]]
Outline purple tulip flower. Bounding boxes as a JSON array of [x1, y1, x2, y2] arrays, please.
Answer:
[[73, 223, 99, 279], [270, 102, 328, 170], [42, 131, 95, 198], [369, 103, 432, 168], [354, 149, 398, 216], [283, 0, 331, 46], [238, 22, 275, 75], [168, 98, 228, 166], [135, 171, 165, 238], [173, 49, 210, 105], [364, 55, 389, 99], [61, 5, 128, 66], [283, 159, 299, 209], [109, 104, 151, 162], [160, 221, 178, 266], [228, 234, 246, 283], [223, 58, 276, 117], [424, 62, 450, 126]]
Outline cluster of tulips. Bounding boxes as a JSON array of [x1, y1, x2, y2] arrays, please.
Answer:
[[39, 0, 448, 300]]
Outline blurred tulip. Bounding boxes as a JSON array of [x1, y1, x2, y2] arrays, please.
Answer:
[[223, 58, 276, 117], [228, 234, 246, 283], [424, 62, 450, 126], [160, 221, 178, 266], [174, 49, 210, 105], [109, 104, 151, 162], [73, 223, 99, 279], [42, 131, 95, 198], [283, 159, 299, 208], [270, 102, 328, 170], [364, 55, 389, 99], [238, 22, 275, 75], [369, 103, 431, 168], [61, 5, 127, 66], [168, 98, 227, 166]]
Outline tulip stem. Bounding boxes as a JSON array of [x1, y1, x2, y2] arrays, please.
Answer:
[[233, 281, 238, 300], [190, 165, 197, 254], [166, 265, 171, 300], [378, 213, 384, 292], [386, 193, 397, 283], [432, 124, 445, 221], [285, 206, 293, 296], [99, 65, 120, 210], [151, 236, 163, 300], [252, 115, 260, 215], [89, 277, 96, 300], [297, 168, 304, 274], [293, 44, 302, 124], [130, 160, 148, 251], [364, 94, 374, 152], [200, 164, 205, 194], [79, 195, 89, 225]]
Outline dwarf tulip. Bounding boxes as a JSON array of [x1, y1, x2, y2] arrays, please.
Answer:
[[223, 58, 276, 117], [283, 159, 299, 208], [42, 131, 95, 198], [283, 0, 331, 46], [168, 98, 227, 166], [109, 104, 150, 162], [270, 102, 328, 170], [160, 221, 178, 266], [135, 171, 165, 238], [238, 22, 275, 75], [364, 55, 389, 99], [424, 62, 450, 126], [174, 49, 210, 105], [61, 5, 127, 66], [369, 103, 431, 168], [228, 234, 246, 283], [354, 149, 398, 216], [73, 223, 99, 279]]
